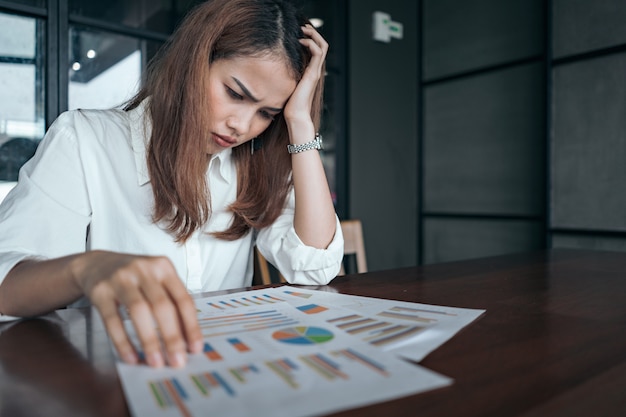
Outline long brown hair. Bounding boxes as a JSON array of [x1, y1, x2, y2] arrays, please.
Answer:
[[125, 0, 324, 242]]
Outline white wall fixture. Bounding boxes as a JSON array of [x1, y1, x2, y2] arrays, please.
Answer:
[[372, 11, 403, 43]]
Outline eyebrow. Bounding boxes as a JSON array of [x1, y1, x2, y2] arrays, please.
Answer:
[[232, 77, 283, 113]]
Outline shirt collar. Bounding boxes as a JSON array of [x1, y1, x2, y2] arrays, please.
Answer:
[[127, 100, 234, 186], [208, 148, 234, 184]]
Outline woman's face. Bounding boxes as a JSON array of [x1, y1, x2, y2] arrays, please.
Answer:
[[205, 54, 297, 154]]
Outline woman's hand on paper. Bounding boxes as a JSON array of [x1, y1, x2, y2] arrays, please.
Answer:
[[74, 251, 203, 368]]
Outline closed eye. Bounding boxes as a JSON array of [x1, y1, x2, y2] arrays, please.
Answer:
[[259, 110, 275, 121], [226, 86, 243, 100], [225, 84, 279, 120]]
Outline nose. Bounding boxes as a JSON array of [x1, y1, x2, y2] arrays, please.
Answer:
[[226, 109, 254, 138]]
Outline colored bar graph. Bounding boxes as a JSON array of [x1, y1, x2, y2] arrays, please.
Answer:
[[378, 310, 436, 323], [266, 358, 299, 389], [149, 378, 192, 417], [241, 297, 263, 305], [227, 337, 251, 352], [211, 371, 235, 397], [191, 371, 236, 398], [327, 311, 428, 347], [149, 381, 169, 409], [301, 354, 349, 380], [262, 294, 285, 302], [229, 364, 260, 383], [220, 300, 237, 308], [334, 317, 377, 329], [244, 319, 299, 332], [390, 305, 458, 316], [228, 365, 259, 384], [199, 310, 280, 324], [327, 314, 363, 323], [203, 342, 223, 361], [344, 321, 390, 334], [283, 290, 312, 299], [369, 326, 425, 346], [198, 310, 299, 337], [332, 348, 389, 376], [296, 304, 329, 314], [363, 324, 407, 341], [253, 295, 278, 303], [207, 293, 287, 310]]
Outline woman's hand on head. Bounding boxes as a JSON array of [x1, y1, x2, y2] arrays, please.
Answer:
[[73, 251, 203, 368], [283, 24, 328, 131]]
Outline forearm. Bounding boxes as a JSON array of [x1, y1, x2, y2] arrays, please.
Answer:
[[289, 125, 336, 249], [0, 254, 85, 317], [283, 24, 333, 249]]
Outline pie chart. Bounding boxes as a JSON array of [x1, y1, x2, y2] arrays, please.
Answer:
[[272, 326, 334, 345]]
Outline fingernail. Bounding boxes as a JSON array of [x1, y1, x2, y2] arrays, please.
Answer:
[[122, 351, 138, 365], [169, 352, 186, 368], [147, 351, 164, 368]]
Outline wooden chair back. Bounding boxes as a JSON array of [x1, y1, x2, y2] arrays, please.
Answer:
[[338, 219, 367, 275]]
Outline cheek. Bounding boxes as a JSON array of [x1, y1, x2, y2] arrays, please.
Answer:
[[250, 119, 273, 138], [206, 83, 228, 119]]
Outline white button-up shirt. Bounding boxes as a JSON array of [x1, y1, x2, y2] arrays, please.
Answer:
[[0, 102, 343, 293]]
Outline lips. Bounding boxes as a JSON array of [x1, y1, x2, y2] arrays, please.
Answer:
[[213, 133, 237, 148]]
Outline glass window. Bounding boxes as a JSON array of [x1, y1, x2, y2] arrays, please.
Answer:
[[1, 0, 46, 8], [0, 12, 45, 187], [68, 27, 163, 110], [69, 0, 174, 34]]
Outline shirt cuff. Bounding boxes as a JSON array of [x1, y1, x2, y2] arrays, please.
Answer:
[[274, 216, 343, 285], [284, 217, 344, 272]]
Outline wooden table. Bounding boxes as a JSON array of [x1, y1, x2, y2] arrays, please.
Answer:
[[1, 249, 625, 417]]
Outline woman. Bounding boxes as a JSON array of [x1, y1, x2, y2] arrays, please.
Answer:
[[0, 0, 343, 368]]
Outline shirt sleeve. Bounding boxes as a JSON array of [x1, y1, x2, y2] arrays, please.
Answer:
[[0, 111, 92, 287], [255, 190, 344, 285]]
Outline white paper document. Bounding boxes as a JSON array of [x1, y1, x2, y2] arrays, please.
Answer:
[[116, 286, 484, 417], [265, 286, 485, 362]]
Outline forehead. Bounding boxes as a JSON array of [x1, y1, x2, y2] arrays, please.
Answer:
[[210, 55, 297, 104]]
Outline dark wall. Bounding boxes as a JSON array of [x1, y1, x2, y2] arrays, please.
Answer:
[[550, 0, 626, 251], [421, 0, 545, 264], [348, 0, 418, 271], [348, 0, 626, 269]]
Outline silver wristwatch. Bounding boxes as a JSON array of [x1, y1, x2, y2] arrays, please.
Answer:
[[287, 133, 323, 154]]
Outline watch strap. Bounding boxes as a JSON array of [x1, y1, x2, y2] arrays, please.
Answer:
[[287, 133, 322, 154]]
